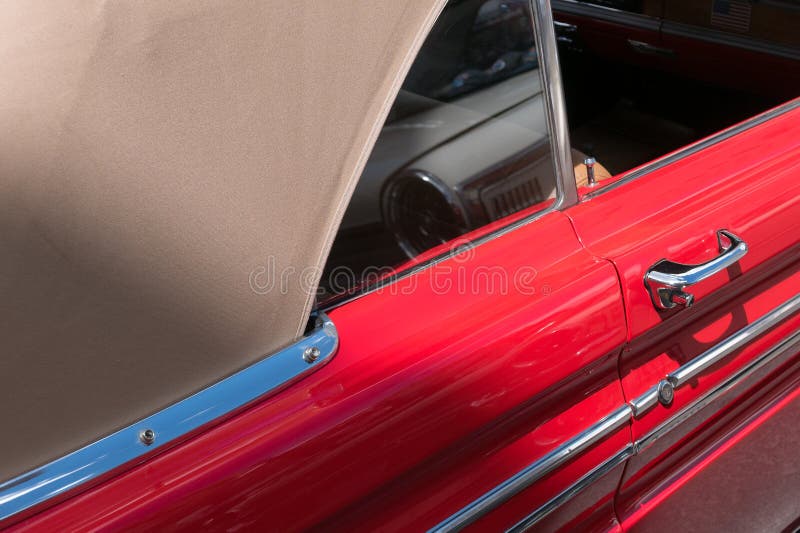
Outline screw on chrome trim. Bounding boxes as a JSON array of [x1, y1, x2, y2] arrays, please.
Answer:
[[139, 428, 156, 445], [303, 346, 321, 364], [657, 380, 675, 406]]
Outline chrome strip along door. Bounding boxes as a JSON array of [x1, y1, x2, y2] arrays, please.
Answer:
[[566, 101, 800, 530]]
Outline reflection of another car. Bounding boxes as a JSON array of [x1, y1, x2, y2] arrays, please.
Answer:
[[553, 0, 799, 173]]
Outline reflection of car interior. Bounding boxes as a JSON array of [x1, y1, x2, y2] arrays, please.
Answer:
[[319, 0, 800, 301], [554, 0, 800, 174], [321, 0, 560, 298]]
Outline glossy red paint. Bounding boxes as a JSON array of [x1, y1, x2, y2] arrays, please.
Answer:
[[10, 74, 799, 533], [616, 266, 800, 524], [568, 102, 800, 526], [11, 212, 628, 532], [569, 103, 800, 340]]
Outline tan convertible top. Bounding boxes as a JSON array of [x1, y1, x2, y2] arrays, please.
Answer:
[[0, 0, 444, 481]]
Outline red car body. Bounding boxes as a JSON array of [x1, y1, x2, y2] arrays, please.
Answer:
[[3, 0, 800, 531], [12, 103, 800, 531]]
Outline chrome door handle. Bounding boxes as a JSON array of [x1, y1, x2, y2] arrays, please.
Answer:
[[645, 230, 748, 310]]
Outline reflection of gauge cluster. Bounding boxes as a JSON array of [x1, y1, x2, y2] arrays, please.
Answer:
[[381, 170, 471, 258], [381, 134, 556, 258]]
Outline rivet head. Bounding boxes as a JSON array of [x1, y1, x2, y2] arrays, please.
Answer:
[[303, 346, 321, 364], [139, 428, 156, 445], [657, 380, 675, 406]]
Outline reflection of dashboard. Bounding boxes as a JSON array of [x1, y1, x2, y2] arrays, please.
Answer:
[[328, 0, 562, 261]]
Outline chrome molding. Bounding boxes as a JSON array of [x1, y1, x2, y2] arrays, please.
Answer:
[[435, 292, 800, 531], [429, 405, 632, 532], [531, 0, 578, 208], [586, 98, 800, 199], [0, 314, 339, 524], [636, 323, 800, 454], [630, 292, 800, 418], [507, 445, 634, 533]]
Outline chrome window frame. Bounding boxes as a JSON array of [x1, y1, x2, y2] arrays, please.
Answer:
[[533, 0, 578, 208]]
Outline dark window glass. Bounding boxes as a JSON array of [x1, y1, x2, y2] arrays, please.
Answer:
[[318, 0, 558, 303]]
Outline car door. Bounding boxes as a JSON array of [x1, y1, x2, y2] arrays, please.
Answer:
[[567, 99, 800, 530], [659, 0, 800, 102], [3, 1, 635, 531]]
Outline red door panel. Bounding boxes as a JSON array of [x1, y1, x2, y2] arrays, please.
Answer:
[[12, 212, 629, 532], [567, 103, 800, 527], [618, 259, 800, 529]]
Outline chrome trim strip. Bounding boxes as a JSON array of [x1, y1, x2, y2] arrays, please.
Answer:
[[506, 445, 634, 533], [0, 314, 339, 524], [531, 0, 578, 208], [438, 292, 800, 531], [551, 0, 661, 31], [671, 293, 800, 387], [585, 98, 800, 199], [636, 325, 800, 454], [631, 292, 800, 418], [429, 405, 632, 532], [630, 383, 660, 418], [661, 21, 800, 61]]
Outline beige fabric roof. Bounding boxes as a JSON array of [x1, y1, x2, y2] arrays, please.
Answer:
[[0, 0, 444, 481]]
